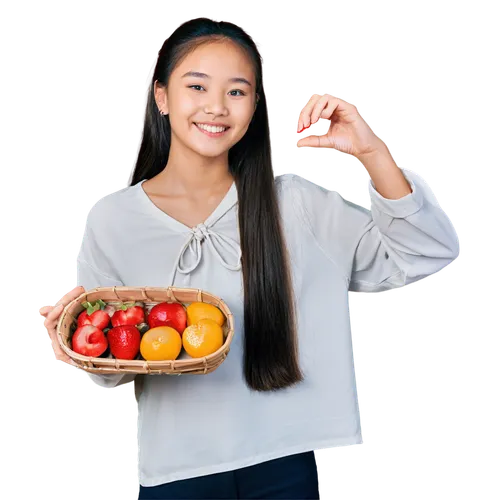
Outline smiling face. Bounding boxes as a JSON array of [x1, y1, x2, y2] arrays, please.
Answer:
[[155, 39, 259, 160]]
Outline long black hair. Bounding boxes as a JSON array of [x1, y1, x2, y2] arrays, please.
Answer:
[[129, 17, 304, 392]]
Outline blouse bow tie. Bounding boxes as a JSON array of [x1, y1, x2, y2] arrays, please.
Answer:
[[174, 222, 242, 278]]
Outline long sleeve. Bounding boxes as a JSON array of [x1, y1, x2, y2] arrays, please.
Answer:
[[76, 207, 137, 388], [291, 168, 460, 293]]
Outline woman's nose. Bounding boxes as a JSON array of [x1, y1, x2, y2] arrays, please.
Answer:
[[205, 96, 227, 115]]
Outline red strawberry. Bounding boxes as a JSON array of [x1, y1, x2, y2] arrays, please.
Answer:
[[111, 301, 145, 327], [107, 325, 141, 360], [77, 299, 113, 330], [72, 324, 109, 357], [147, 302, 187, 334], [77, 310, 110, 330]]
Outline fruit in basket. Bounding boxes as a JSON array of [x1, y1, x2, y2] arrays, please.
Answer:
[[186, 302, 225, 327], [111, 302, 145, 327], [72, 324, 109, 357], [147, 302, 187, 334], [107, 325, 141, 360], [182, 318, 224, 358], [140, 326, 182, 361], [77, 299, 114, 330]]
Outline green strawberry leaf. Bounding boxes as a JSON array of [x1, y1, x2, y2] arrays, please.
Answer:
[[81, 299, 108, 315], [117, 301, 137, 310]]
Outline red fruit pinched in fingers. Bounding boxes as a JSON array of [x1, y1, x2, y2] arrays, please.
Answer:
[[72, 324, 109, 357], [293, 120, 321, 135], [107, 325, 141, 360], [293, 123, 315, 135]]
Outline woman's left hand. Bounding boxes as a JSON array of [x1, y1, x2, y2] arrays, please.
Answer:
[[297, 94, 385, 158]]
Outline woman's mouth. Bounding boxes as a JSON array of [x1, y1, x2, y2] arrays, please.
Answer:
[[194, 123, 230, 138]]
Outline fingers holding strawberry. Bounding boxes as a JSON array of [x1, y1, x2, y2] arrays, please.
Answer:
[[295, 93, 338, 136], [296, 93, 385, 157]]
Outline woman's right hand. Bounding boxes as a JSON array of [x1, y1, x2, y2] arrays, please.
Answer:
[[39, 285, 86, 367]]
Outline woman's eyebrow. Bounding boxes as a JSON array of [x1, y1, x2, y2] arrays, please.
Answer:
[[181, 71, 252, 87]]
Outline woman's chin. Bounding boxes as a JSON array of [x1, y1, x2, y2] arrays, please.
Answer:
[[192, 144, 228, 158]]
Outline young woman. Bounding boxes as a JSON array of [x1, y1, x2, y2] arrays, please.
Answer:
[[40, 17, 459, 500]]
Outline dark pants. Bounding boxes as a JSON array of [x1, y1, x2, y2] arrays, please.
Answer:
[[138, 450, 320, 499]]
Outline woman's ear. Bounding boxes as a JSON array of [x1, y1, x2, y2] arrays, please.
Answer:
[[154, 79, 168, 114]]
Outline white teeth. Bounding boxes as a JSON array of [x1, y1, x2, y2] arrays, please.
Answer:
[[196, 123, 228, 133]]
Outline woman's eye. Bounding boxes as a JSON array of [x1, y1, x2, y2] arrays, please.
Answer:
[[188, 85, 245, 96]]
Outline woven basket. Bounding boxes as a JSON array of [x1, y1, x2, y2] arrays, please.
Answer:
[[56, 286, 235, 376]]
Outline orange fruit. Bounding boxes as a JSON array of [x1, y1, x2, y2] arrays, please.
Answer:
[[182, 318, 224, 358], [186, 302, 225, 327], [140, 326, 182, 361]]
